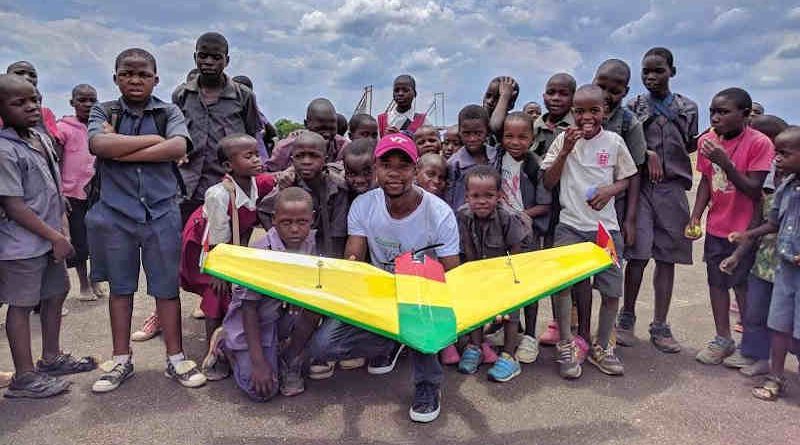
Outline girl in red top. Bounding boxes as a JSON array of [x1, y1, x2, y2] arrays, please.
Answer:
[[179, 134, 274, 379], [377, 75, 430, 137]]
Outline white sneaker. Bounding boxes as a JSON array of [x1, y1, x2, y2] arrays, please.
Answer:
[[308, 361, 335, 380], [515, 335, 539, 364]]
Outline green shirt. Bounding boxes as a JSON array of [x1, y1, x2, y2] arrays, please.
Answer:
[[752, 193, 777, 283]]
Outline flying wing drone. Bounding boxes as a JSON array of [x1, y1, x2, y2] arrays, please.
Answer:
[[202, 242, 612, 354]]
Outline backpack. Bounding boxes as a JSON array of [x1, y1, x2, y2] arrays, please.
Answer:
[[84, 100, 186, 207]]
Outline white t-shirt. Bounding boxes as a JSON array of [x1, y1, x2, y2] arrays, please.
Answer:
[[501, 155, 525, 212], [348, 187, 459, 272], [387, 107, 432, 129], [541, 130, 637, 231]]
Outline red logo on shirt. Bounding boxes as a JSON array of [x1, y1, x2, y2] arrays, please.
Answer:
[[597, 149, 610, 167]]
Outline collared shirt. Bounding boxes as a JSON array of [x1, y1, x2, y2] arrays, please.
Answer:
[[203, 174, 275, 245], [541, 130, 638, 232], [603, 106, 647, 166], [264, 132, 348, 173], [770, 174, 800, 263], [223, 227, 317, 351], [457, 204, 532, 260], [173, 75, 263, 200], [257, 169, 349, 258], [445, 143, 498, 211], [531, 112, 575, 157], [56, 116, 94, 199], [0, 128, 64, 260], [627, 92, 699, 190], [87, 96, 192, 223]]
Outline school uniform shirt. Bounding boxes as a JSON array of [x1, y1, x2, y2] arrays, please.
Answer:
[[264, 131, 348, 173], [531, 112, 574, 157], [348, 186, 459, 273], [377, 108, 431, 138], [501, 155, 525, 212], [445, 143, 498, 211], [495, 149, 551, 235], [223, 227, 317, 351], [696, 126, 774, 238], [0, 128, 64, 260], [603, 106, 647, 166], [56, 116, 94, 200], [457, 204, 532, 260], [541, 130, 637, 232], [173, 75, 263, 201], [769, 174, 800, 264], [257, 169, 349, 258], [627, 93, 699, 190], [87, 96, 192, 223], [203, 174, 275, 245]]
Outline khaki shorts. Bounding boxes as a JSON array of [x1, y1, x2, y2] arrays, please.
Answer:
[[0, 254, 69, 307]]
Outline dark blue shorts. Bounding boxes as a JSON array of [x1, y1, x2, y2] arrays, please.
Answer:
[[86, 201, 181, 299], [703, 234, 756, 290]]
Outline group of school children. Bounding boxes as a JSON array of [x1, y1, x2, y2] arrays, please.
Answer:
[[1, 31, 799, 423]]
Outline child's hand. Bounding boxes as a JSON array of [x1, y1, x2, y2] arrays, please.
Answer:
[[210, 277, 230, 297], [701, 138, 731, 168], [276, 169, 296, 189], [250, 363, 277, 398], [494, 314, 511, 323], [498, 77, 517, 98], [719, 254, 740, 275], [562, 127, 583, 156], [646, 150, 663, 183], [101, 122, 116, 134], [51, 234, 75, 263], [588, 185, 614, 211], [176, 155, 189, 166], [684, 217, 703, 240], [727, 231, 749, 245]]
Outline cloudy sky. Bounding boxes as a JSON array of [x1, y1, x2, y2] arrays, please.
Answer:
[[1, 0, 798, 127]]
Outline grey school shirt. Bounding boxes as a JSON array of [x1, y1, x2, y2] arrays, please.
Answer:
[[603, 106, 647, 166], [173, 75, 263, 201], [627, 93, 698, 190], [88, 96, 192, 223], [770, 174, 800, 263], [0, 128, 64, 260]]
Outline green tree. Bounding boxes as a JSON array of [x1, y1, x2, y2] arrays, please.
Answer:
[[274, 118, 305, 139]]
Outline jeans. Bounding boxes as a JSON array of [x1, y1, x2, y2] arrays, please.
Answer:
[[309, 318, 443, 385], [741, 274, 773, 360]]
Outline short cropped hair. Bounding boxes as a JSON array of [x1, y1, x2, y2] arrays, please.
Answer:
[[458, 104, 490, 127], [115, 48, 157, 73], [464, 164, 502, 191], [716, 87, 752, 111]]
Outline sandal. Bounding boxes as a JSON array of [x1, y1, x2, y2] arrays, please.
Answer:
[[36, 353, 97, 376], [4, 371, 70, 399], [752, 375, 785, 401]]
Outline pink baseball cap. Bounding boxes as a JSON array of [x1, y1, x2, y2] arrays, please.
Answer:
[[374, 133, 419, 163]]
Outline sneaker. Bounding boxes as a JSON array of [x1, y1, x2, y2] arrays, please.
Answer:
[[515, 335, 540, 364], [367, 343, 405, 375], [338, 358, 366, 370], [409, 382, 441, 423], [92, 360, 134, 393], [5, 371, 70, 399], [91, 282, 109, 299], [556, 339, 582, 379], [588, 343, 625, 376], [649, 322, 681, 353], [458, 345, 483, 374], [484, 326, 505, 347], [131, 313, 161, 342], [615, 311, 636, 347], [696, 336, 736, 365], [481, 342, 498, 364], [440, 345, 460, 365], [723, 350, 756, 369], [539, 320, 560, 346], [740, 359, 770, 377], [488, 352, 522, 382], [574, 335, 589, 363], [279, 357, 305, 397], [308, 361, 335, 380], [77, 289, 98, 302], [0, 371, 12, 389], [164, 359, 207, 388], [734, 322, 744, 333], [201, 327, 230, 381]]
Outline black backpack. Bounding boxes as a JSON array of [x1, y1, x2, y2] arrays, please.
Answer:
[[85, 100, 187, 207]]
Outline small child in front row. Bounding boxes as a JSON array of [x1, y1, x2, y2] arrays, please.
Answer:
[[726, 126, 800, 401], [719, 115, 788, 377], [179, 134, 275, 380], [689, 88, 774, 365], [496, 111, 552, 364], [455, 166, 533, 381], [542, 85, 638, 379], [414, 125, 442, 156], [221, 187, 319, 400], [416, 153, 447, 199], [0, 74, 96, 398], [342, 138, 376, 204]]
